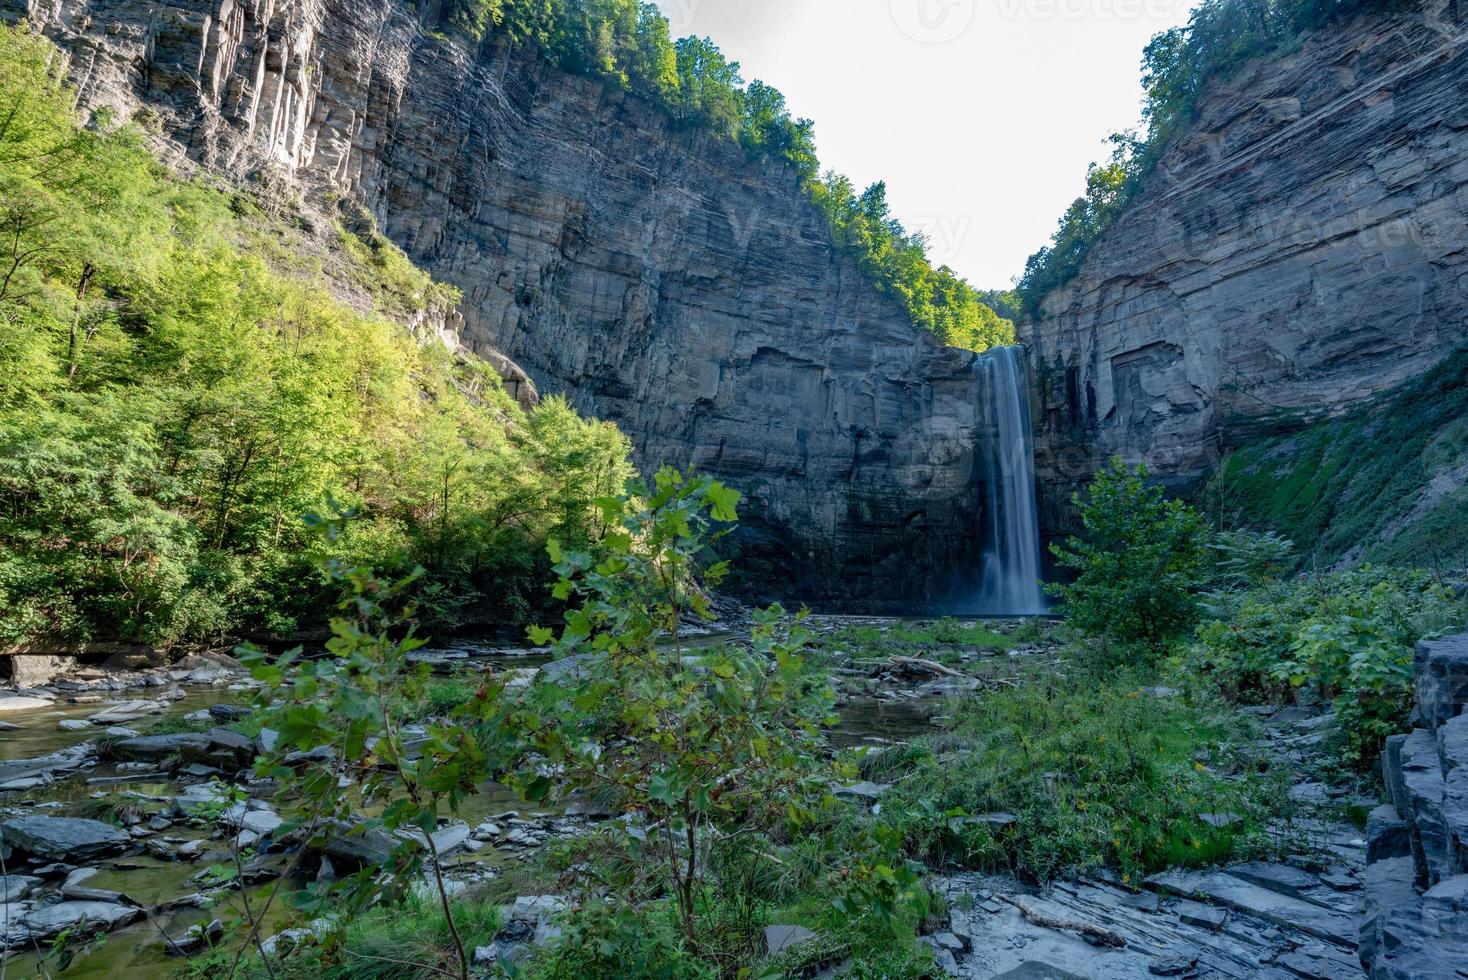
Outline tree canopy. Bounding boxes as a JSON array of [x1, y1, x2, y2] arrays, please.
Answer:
[[0, 24, 633, 648]]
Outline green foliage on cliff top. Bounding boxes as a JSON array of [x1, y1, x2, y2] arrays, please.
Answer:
[[1017, 0, 1400, 313], [433, 0, 1015, 352], [1213, 346, 1468, 570], [0, 25, 634, 648]]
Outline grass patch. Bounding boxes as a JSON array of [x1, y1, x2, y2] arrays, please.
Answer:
[[201, 893, 504, 980], [871, 657, 1289, 884], [1215, 345, 1468, 568], [823, 617, 1021, 665]]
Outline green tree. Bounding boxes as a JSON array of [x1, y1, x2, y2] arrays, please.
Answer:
[[512, 467, 835, 950], [1049, 458, 1211, 653]]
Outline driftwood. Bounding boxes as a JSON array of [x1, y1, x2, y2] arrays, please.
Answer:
[[1001, 896, 1128, 948], [888, 656, 962, 677]]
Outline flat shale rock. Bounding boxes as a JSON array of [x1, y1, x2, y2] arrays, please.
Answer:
[[0, 816, 131, 863]]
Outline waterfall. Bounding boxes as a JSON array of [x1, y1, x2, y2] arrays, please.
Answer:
[[973, 345, 1047, 615]]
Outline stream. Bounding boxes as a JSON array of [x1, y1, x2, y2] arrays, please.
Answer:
[[1, 616, 1004, 977]]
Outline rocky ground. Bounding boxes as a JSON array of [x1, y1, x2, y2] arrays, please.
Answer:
[[0, 619, 1448, 978]]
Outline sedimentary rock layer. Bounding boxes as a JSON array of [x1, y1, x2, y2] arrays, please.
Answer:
[[1021, 0, 1468, 534], [14, 0, 997, 607]]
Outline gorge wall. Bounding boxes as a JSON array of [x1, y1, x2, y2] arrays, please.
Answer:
[[11, 0, 999, 608], [1022, 0, 1468, 537]]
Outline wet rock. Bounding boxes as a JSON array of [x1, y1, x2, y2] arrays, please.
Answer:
[[765, 923, 817, 955], [20, 900, 142, 938], [833, 781, 889, 801], [86, 700, 167, 725], [164, 917, 224, 955], [61, 883, 141, 906], [0, 743, 98, 790], [112, 729, 254, 770], [0, 696, 54, 714], [58, 719, 92, 731], [322, 825, 399, 868], [0, 815, 131, 862], [208, 704, 251, 723], [177, 839, 210, 859], [0, 875, 39, 902]]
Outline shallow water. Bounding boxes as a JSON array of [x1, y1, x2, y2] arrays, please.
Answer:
[[0, 687, 236, 761], [0, 622, 952, 977]]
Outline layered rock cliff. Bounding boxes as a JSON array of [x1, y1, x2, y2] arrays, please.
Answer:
[[12, 0, 997, 607], [1022, 0, 1468, 535]]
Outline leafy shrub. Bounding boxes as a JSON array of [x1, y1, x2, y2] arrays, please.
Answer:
[[1184, 565, 1461, 766], [1048, 458, 1212, 654], [875, 662, 1284, 884], [511, 467, 839, 949]]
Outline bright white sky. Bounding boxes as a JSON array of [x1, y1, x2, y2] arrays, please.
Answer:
[[651, 0, 1200, 288]]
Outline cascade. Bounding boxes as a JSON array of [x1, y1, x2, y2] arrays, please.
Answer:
[[973, 345, 1047, 615]]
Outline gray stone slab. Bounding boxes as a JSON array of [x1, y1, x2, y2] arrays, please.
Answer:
[[1224, 861, 1324, 901], [1146, 869, 1357, 948]]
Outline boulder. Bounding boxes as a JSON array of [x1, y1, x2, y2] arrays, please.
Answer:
[[833, 781, 889, 802], [0, 696, 54, 714], [764, 923, 818, 956], [1412, 633, 1468, 732], [0, 875, 39, 902], [164, 917, 224, 956], [0, 816, 130, 862], [207, 704, 252, 723], [20, 900, 142, 938], [321, 825, 399, 868], [238, 809, 283, 836], [111, 729, 255, 770], [1366, 804, 1412, 863]]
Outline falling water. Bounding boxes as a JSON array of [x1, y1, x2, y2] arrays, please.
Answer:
[[973, 345, 1047, 615]]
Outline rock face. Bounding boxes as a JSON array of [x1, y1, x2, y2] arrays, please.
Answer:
[[1021, 0, 1468, 533], [1361, 631, 1468, 979], [13, 0, 999, 608]]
